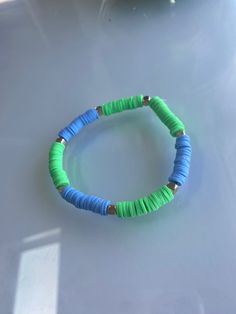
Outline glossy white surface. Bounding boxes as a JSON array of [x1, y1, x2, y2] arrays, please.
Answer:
[[1, 0, 236, 313]]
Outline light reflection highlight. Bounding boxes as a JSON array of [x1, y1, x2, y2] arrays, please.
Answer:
[[14, 243, 60, 314], [23, 228, 61, 243]]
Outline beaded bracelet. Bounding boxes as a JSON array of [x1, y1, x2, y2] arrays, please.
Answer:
[[49, 95, 191, 218]]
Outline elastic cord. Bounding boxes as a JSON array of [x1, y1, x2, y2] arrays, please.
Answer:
[[102, 95, 144, 116], [149, 97, 185, 137], [58, 109, 99, 142], [116, 185, 174, 218], [61, 185, 111, 215], [168, 135, 192, 186], [49, 142, 70, 188]]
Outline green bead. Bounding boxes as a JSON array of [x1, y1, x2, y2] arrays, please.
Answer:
[[49, 142, 70, 189], [149, 96, 185, 137], [116, 185, 174, 218]]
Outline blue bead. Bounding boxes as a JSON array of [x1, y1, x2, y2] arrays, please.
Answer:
[[61, 186, 111, 216], [58, 109, 99, 142], [168, 135, 192, 186]]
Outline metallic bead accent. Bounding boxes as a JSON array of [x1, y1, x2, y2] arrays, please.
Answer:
[[95, 106, 103, 116], [176, 130, 186, 137], [56, 137, 67, 145], [143, 95, 151, 106], [167, 182, 179, 194], [107, 204, 116, 215], [57, 186, 65, 193]]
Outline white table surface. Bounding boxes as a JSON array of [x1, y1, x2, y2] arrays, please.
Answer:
[[1, 0, 236, 313]]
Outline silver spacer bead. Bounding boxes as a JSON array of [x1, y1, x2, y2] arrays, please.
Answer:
[[176, 130, 186, 137], [56, 137, 67, 145], [95, 106, 103, 116], [57, 186, 66, 193], [167, 182, 179, 194], [143, 95, 151, 106]]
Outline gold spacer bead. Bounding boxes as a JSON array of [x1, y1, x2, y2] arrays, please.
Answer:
[[107, 204, 116, 215], [143, 95, 151, 106], [167, 182, 179, 194]]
